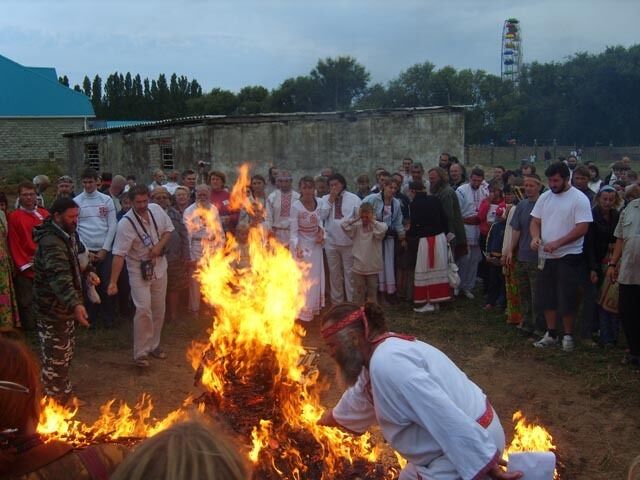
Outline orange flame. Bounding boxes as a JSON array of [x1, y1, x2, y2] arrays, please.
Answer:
[[229, 163, 263, 220], [188, 163, 385, 478], [503, 410, 559, 479], [37, 395, 200, 446], [38, 163, 388, 478]]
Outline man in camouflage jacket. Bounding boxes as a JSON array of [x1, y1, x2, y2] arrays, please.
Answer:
[[33, 198, 92, 402]]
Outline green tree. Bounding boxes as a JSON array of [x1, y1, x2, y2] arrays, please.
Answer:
[[91, 75, 103, 115], [82, 76, 91, 97], [236, 85, 269, 114], [58, 75, 69, 87], [187, 88, 238, 115], [269, 76, 319, 112], [310, 56, 370, 110]]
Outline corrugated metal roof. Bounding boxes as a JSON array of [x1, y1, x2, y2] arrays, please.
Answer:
[[25, 66, 58, 82], [64, 106, 466, 137], [89, 120, 149, 129], [0, 53, 95, 118]]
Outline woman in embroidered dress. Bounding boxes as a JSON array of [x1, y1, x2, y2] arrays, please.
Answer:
[[500, 183, 523, 325], [290, 176, 325, 322], [0, 209, 19, 331]]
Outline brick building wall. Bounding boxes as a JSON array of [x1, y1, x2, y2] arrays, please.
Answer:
[[65, 108, 465, 186], [0, 117, 87, 170]]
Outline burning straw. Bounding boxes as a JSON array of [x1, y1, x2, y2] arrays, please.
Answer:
[[187, 165, 393, 477]]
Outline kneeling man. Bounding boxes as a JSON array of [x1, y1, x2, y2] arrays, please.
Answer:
[[319, 302, 522, 480]]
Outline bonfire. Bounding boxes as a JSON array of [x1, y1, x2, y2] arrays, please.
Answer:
[[37, 164, 559, 479]]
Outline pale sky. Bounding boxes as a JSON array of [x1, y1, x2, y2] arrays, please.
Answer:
[[1, 0, 638, 92]]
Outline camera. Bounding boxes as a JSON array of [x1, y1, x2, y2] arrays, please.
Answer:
[[197, 161, 211, 168], [140, 260, 155, 281]]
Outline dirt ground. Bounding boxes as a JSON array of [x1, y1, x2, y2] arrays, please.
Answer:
[[65, 298, 640, 480]]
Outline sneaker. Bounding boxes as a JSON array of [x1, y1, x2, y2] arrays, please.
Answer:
[[135, 355, 150, 367], [462, 289, 475, 300], [562, 335, 575, 352], [150, 348, 167, 360], [413, 303, 436, 313], [533, 332, 558, 348]]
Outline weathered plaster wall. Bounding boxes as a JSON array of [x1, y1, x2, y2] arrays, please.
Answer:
[[66, 109, 464, 185]]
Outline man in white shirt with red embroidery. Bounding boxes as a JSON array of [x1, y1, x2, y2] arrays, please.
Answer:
[[319, 302, 522, 480], [318, 173, 362, 304], [456, 168, 489, 299], [266, 170, 300, 248]]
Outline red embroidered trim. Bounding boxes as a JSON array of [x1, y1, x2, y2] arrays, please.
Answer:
[[476, 399, 494, 429], [320, 308, 366, 339], [471, 450, 500, 480]]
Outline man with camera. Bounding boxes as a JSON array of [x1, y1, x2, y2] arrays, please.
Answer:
[[107, 185, 174, 367]]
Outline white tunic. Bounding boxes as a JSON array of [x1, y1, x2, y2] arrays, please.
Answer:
[[289, 199, 325, 321], [332, 338, 503, 480], [317, 191, 362, 247], [456, 183, 488, 247], [266, 189, 300, 246]]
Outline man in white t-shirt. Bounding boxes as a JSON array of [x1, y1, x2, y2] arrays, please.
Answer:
[[530, 162, 593, 352]]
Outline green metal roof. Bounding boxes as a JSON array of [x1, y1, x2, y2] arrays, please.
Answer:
[[0, 53, 95, 118]]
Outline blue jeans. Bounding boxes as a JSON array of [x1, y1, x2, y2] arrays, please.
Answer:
[[85, 253, 116, 327], [598, 307, 619, 346]]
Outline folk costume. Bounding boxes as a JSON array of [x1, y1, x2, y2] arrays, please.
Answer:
[[408, 192, 452, 305], [0, 210, 19, 331], [362, 193, 405, 296], [318, 190, 362, 304], [323, 309, 505, 480], [266, 189, 300, 248], [290, 198, 325, 321]]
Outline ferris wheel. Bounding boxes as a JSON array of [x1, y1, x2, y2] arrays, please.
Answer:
[[501, 18, 523, 85]]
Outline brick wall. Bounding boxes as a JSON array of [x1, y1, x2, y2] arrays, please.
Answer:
[[0, 117, 87, 169]]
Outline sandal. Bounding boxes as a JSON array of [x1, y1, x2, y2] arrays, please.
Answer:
[[135, 356, 150, 367], [150, 348, 167, 360]]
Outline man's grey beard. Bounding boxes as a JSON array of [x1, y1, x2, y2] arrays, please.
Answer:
[[335, 346, 366, 388]]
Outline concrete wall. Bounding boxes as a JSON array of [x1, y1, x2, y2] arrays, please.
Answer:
[[66, 109, 464, 185], [0, 117, 86, 170]]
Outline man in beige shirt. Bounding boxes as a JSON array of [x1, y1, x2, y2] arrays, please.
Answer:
[[107, 185, 174, 367], [607, 197, 640, 370]]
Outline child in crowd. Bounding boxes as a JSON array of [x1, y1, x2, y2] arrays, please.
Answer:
[[479, 179, 506, 310], [340, 203, 388, 305]]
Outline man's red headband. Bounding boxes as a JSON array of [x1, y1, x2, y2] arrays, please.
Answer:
[[320, 307, 370, 340]]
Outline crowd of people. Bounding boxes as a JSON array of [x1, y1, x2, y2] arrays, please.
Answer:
[[0, 153, 639, 398], [1, 152, 639, 479]]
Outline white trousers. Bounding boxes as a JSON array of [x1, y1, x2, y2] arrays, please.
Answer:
[[378, 237, 396, 294], [456, 244, 482, 292], [129, 271, 168, 360], [325, 244, 355, 304], [399, 407, 505, 480], [189, 276, 201, 313]]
